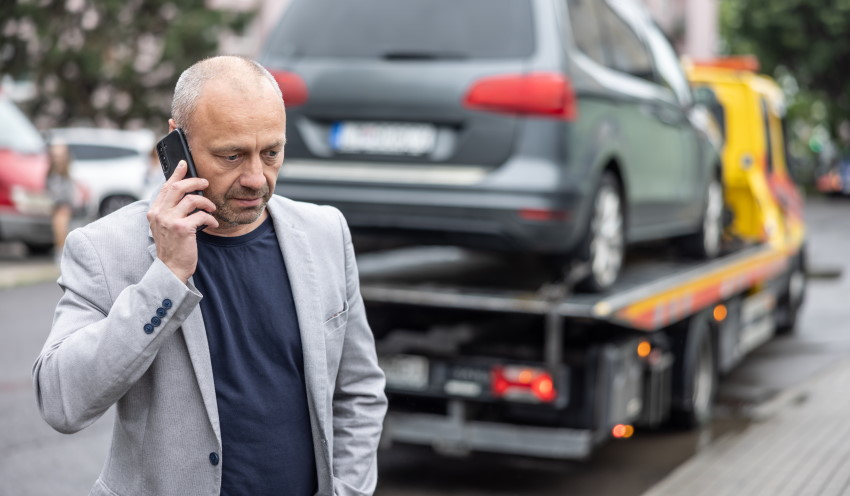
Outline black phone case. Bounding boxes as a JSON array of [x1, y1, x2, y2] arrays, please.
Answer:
[[156, 129, 202, 188], [155, 129, 207, 230]]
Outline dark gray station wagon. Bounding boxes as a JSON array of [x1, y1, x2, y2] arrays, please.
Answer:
[[261, 0, 723, 291]]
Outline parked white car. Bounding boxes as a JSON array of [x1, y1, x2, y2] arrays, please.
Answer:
[[49, 127, 163, 218]]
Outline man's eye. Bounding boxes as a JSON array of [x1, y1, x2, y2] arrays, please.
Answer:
[[225, 154, 239, 161], [267, 150, 280, 158]]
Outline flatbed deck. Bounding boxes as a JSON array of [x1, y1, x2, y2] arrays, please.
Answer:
[[357, 243, 790, 331]]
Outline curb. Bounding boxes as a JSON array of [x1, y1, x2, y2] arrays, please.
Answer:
[[0, 263, 59, 291]]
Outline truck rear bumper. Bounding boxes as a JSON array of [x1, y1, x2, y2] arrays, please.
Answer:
[[383, 409, 594, 460]]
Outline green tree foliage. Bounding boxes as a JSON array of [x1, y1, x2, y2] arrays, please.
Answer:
[[720, 0, 850, 152], [0, 0, 254, 132]]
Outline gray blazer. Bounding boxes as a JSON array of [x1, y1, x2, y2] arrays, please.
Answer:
[[33, 195, 387, 496]]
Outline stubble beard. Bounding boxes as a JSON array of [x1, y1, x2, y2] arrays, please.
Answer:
[[209, 185, 271, 227]]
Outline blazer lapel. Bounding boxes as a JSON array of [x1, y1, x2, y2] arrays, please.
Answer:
[[267, 201, 330, 439], [147, 242, 221, 444]]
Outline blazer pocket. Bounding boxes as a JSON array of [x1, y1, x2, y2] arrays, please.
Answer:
[[322, 301, 349, 335]]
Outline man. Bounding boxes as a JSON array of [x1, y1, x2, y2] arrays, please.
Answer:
[[33, 56, 387, 496]]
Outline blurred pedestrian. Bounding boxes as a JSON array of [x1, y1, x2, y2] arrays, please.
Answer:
[[33, 56, 387, 496], [45, 140, 75, 263]]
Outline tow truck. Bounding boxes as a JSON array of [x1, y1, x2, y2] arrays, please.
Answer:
[[361, 57, 806, 460]]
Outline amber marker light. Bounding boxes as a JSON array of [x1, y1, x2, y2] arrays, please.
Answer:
[[612, 424, 636, 439], [713, 304, 728, 322], [637, 341, 652, 358]]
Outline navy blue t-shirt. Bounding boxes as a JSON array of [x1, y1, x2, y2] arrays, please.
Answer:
[[193, 216, 317, 495]]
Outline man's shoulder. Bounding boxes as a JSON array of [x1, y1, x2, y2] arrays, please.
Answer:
[[269, 195, 344, 232], [71, 200, 151, 248]]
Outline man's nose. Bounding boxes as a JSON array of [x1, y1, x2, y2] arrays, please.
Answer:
[[240, 157, 267, 190]]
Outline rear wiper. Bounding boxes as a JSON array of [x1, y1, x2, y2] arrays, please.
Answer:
[[381, 51, 468, 61]]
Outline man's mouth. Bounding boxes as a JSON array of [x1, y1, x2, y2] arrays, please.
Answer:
[[231, 197, 263, 207]]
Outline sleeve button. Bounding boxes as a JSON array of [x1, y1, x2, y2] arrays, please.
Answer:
[[156, 307, 167, 317], [151, 316, 162, 327], [209, 452, 220, 466], [143, 323, 154, 334], [162, 299, 173, 309]]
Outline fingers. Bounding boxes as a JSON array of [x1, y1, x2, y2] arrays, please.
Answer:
[[189, 209, 219, 231], [156, 161, 209, 207], [174, 192, 216, 218]]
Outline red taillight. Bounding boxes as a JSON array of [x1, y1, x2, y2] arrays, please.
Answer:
[[491, 366, 557, 403], [464, 72, 577, 120], [519, 208, 570, 222], [270, 70, 309, 107]]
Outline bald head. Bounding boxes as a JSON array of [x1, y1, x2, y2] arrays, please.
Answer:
[[171, 56, 283, 136]]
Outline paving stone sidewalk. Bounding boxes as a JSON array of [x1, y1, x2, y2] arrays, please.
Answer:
[[644, 359, 850, 496]]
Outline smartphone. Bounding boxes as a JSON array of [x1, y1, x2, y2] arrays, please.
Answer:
[[155, 129, 207, 231]]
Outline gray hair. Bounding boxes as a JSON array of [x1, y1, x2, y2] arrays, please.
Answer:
[[170, 56, 282, 135]]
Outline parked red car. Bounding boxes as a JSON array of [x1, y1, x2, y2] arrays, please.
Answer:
[[0, 94, 53, 253]]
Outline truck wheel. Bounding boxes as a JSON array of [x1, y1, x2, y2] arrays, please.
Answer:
[[776, 247, 807, 335], [682, 176, 724, 259], [576, 172, 625, 293], [670, 311, 717, 428]]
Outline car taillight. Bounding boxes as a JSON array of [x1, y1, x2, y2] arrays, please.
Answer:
[[0, 182, 10, 207], [270, 70, 309, 107], [519, 208, 570, 222], [464, 72, 578, 120], [491, 365, 556, 403]]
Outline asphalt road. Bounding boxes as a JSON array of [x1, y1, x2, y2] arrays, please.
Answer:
[[1, 196, 849, 495]]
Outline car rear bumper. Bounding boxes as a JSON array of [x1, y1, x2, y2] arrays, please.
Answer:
[[0, 210, 52, 245], [277, 181, 587, 254]]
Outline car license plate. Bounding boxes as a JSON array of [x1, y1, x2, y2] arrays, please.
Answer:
[[379, 354, 429, 391], [330, 122, 437, 156], [11, 186, 52, 216]]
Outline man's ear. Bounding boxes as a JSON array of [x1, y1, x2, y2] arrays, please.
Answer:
[[168, 119, 177, 133]]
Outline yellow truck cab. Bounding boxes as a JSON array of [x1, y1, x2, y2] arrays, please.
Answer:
[[685, 56, 805, 257]]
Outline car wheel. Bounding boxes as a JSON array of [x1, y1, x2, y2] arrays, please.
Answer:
[[682, 176, 724, 259], [25, 242, 54, 256], [776, 247, 807, 335], [99, 195, 136, 217], [576, 172, 625, 293]]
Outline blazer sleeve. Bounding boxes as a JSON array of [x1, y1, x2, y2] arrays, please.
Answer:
[[32, 228, 202, 434], [331, 209, 388, 496]]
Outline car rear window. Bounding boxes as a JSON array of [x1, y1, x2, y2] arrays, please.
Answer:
[[266, 0, 534, 59], [67, 144, 139, 161], [0, 98, 44, 154]]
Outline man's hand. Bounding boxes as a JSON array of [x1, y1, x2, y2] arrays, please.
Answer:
[[147, 161, 219, 283]]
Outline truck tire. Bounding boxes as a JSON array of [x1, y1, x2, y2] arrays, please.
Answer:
[[669, 311, 717, 429], [681, 175, 724, 259], [776, 246, 807, 335], [576, 172, 625, 293], [25, 242, 54, 256]]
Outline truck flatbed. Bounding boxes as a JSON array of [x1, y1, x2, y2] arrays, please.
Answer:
[[358, 243, 790, 331]]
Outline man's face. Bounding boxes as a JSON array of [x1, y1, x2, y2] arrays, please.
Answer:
[[177, 78, 286, 235]]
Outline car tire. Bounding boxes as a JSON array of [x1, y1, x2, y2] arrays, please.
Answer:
[[776, 246, 807, 335], [99, 195, 136, 217], [669, 311, 717, 429], [576, 172, 625, 293], [682, 175, 724, 259], [25, 242, 54, 256]]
